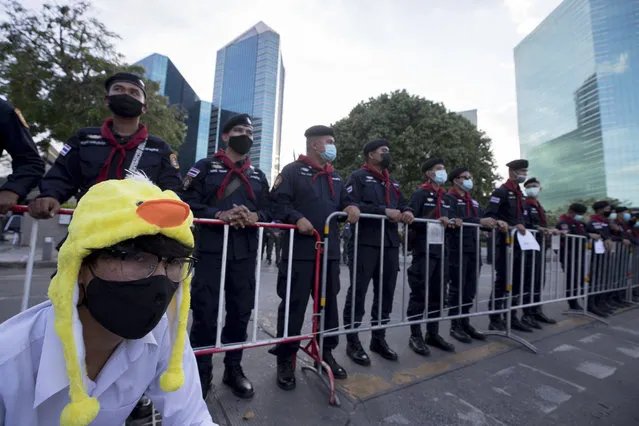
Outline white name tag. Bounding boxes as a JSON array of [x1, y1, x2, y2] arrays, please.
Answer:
[[427, 222, 445, 244], [551, 235, 561, 250]]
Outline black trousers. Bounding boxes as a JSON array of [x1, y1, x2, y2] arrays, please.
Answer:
[[490, 242, 523, 320], [448, 251, 479, 316], [407, 253, 446, 335], [190, 252, 256, 379], [523, 249, 543, 314], [343, 245, 399, 341], [272, 259, 341, 357], [561, 253, 586, 299]]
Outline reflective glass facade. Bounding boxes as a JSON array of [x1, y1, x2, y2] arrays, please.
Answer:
[[211, 22, 285, 184], [515, 0, 639, 209]]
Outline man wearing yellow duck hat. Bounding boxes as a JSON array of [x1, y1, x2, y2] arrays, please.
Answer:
[[0, 173, 215, 425]]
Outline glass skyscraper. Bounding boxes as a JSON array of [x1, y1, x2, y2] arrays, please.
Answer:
[[135, 53, 211, 172], [514, 0, 639, 209], [211, 21, 285, 184]]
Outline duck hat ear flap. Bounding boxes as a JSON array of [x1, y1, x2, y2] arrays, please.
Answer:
[[49, 242, 100, 426], [160, 274, 192, 391]]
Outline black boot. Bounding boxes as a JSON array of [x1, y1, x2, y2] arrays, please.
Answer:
[[521, 314, 542, 330], [223, 364, 255, 399], [450, 319, 472, 343], [588, 304, 609, 318], [511, 314, 534, 332], [462, 318, 486, 341], [425, 333, 455, 352], [370, 337, 398, 361], [276, 356, 296, 390], [408, 333, 430, 356], [488, 313, 505, 331], [568, 301, 583, 310], [199, 370, 212, 400], [533, 307, 557, 324], [321, 350, 348, 379], [346, 340, 371, 366]]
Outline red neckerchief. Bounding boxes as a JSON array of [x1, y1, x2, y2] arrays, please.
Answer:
[[96, 118, 148, 183], [559, 214, 584, 234], [361, 163, 400, 206], [213, 150, 255, 200], [447, 188, 478, 216], [298, 155, 334, 199], [590, 214, 607, 223], [503, 180, 523, 220], [525, 197, 547, 226], [419, 181, 446, 218], [615, 219, 630, 231]]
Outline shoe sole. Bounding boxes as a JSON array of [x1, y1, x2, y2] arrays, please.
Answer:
[[277, 380, 296, 391], [370, 348, 399, 361], [450, 334, 473, 344], [409, 342, 430, 357], [222, 379, 255, 399], [347, 352, 372, 366]]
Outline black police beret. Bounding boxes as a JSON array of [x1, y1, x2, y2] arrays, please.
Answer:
[[449, 167, 469, 181], [421, 157, 444, 173], [569, 203, 587, 215], [614, 206, 628, 213], [506, 159, 528, 169], [304, 125, 334, 138], [222, 114, 252, 134], [363, 139, 389, 156], [105, 72, 147, 96], [524, 177, 539, 186], [592, 200, 610, 211]]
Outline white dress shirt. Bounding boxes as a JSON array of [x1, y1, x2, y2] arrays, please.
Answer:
[[0, 301, 216, 426]]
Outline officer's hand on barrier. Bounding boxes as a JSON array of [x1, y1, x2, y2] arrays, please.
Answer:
[[28, 197, 60, 219], [439, 216, 450, 227], [604, 239, 612, 251], [589, 233, 601, 240], [0, 190, 19, 215], [296, 217, 315, 235], [623, 239, 631, 247], [400, 211, 415, 225], [480, 217, 496, 228], [496, 220, 509, 232], [516, 224, 526, 235], [385, 208, 402, 222], [344, 205, 360, 224]]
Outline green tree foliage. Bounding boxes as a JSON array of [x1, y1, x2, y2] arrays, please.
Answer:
[[0, 0, 185, 154], [331, 90, 498, 204]]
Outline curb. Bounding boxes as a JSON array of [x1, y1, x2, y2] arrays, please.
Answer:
[[0, 261, 57, 269]]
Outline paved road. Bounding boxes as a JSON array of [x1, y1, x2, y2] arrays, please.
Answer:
[[2, 260, 639, 425]]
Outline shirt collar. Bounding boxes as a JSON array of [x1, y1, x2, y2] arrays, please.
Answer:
[[33, 305, 159, 408]]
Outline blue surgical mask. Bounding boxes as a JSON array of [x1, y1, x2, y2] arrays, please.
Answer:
[[623, 213, 631, 221], [460, 179, 473, 191], [320, 144, 337, 162], [516, 174, 527, 184], [609, 212, 618, 221], [433, 170, 447, 185], [525, 187, 540, 198], [635, 222, 639, 228], [574, 215, 584, 222]]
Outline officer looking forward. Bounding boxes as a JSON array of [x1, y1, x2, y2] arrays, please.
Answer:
[[180, 114, 270, 399]]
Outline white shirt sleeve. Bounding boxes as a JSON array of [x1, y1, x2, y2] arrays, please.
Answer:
[[146, 331, 217, 426]]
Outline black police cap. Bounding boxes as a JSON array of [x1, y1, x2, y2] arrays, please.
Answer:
[[524, 177, 539, 186], [569, 203, 587, 215], [304, 125, 334, 138], [105, 72, 147, 97], [614, 206, 628, 213], [363, 139, 389, 156], [506, 159, 528, 170], [222, 114, 252, 134], [592, 200, 610, 211], [421, 157, 444, 173], [449, 167, 469, 181]]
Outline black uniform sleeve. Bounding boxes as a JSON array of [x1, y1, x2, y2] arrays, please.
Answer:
[[38, 134, 83, 203], [482, 188, 502, 220], [345, 173, 383, 215], [398, 187, 412, 213], [408, 189, 426, 232], [157, 144, 183, 193], [257, 171, 271, 222], [178, 159, 219, 219], [0, 108, 44, 198], [338, 173, 356, 212], [270, 164, 305, 225]]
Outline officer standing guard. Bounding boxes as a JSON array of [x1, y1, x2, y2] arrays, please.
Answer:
[[29, 72, 183, 218], [0, 99, 44, 214], [521, 178, 557, 328], [180, 114, 270, 399], [586, 201, 617, 316], [342, 139, 414, 365], [269, 125, 360, 390], [556, 203, 589, 310], [444, 167, 498, 343], [483, 159, 531, 333], [406, 157, 456, 355]]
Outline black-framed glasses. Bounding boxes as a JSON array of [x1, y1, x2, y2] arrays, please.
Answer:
[[91, 248, 197, 283]]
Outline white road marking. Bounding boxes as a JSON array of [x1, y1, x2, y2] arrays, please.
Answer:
[[518, 363, 586, 392], [551, 344, 575, 353], [492, 387, 511, 397], [552, 344, 624, 365], [383, 414, 410, 424], [493, 366, 516, 377], [578, 333, 603, 344], [576, 361, 616, 379], [616, 346, 639, 359], [612, 326, 639, 337], [533, 385, 572, 414], [445, 392, 507, 426]]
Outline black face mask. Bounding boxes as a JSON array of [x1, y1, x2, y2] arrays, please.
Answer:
[[228, 135, 253, 155], [603, 210, 612, 218], [108, 94, 144, 118], [82, 275, 178, 339], [380, 153, 392, 169]]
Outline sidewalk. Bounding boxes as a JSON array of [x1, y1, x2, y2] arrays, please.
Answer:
[[0, 245, 57, 268]]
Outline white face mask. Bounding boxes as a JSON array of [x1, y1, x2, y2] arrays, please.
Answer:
[[525, 187, 540, 198]]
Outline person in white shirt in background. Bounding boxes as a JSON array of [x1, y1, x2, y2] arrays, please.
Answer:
[[0, 173, 216, 426]]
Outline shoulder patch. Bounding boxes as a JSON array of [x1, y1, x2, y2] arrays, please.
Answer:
[[187, 167, 200, 178], [169, 153, 180, 169], [346, 185, 353, 193], [272, 174, 283, 191], [14, 108, 28, 128], [60, 144, 72, 156], [561, 224, 568, 230], [490, 196, 500, 204]]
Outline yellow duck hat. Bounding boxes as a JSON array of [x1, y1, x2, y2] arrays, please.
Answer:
[[49, 172, 194, 426]]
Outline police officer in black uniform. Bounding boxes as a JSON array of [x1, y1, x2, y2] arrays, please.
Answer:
[[521, 178, 557, 328], [180, 114, 270, 399], [269, 125, 360, 390], [586, 200, 617, 317], [0, 99, 44, 214], [556, 203, 589, 311], [29, 72, 182, 219], [483, 159, 532, 333], [342, 139, 414, 365], [444, 167, 496, 343], [406, 157, 456, 356]]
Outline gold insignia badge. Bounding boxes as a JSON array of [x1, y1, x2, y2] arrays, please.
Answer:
[[14, 108, 28, 128], [170, 153, 180, 169], [272, 174, 283, 191]]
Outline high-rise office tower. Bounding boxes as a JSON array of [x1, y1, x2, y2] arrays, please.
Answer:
[[514, 0, 639, 209], [210, 21, 285, 184]]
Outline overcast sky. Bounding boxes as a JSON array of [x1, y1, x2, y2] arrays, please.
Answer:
[[18, 0, 563, 178]]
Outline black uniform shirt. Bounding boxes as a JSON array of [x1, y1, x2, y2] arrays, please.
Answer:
[[408, 183, 453, 256], [179, 155, 270, 260], [270, 157, 354, 261], [556, 215, 587, 264], [483, 180, 525, 226], [444, 189, 482, 253], [0, 100, 44, 198]]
